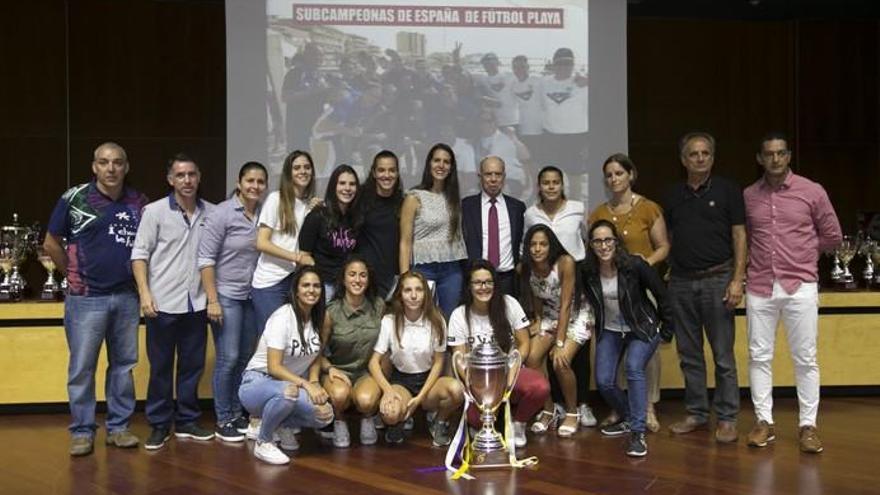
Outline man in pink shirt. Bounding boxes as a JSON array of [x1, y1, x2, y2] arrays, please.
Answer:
[[744, 132, 842, 454]]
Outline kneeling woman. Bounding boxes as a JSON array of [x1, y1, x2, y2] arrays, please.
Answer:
[[368, 271, 464, 446], [583, 220, 673, 458], [319, 256, 385, 448], [520, 225, 594, 437], [238, 266, 334, 465], [447, 260, 550, 448]]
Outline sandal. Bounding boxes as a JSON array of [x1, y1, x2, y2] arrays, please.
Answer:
[[530, 410, 558, 434], [558, 412, 580, 438]]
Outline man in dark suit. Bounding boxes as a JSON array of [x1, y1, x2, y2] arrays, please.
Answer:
[[461, 156, 526, 296]]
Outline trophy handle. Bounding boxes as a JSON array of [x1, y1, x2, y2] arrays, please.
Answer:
[[452, 350, 476, 405], [506, 349, 523, 395]]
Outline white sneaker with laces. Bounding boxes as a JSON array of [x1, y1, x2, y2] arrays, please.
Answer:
[[578, 403, 598, 427], [360, 416, 378, 445], [333, 420, 351, 448], [275, 426, 299, 451], [513, 421, 527, 448], [254, 440, 290, 465]]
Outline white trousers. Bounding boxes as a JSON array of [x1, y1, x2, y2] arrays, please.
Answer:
[[746, 281, 820, 427]]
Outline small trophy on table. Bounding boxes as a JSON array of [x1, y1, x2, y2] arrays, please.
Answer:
[[834, 235, 859, 290]]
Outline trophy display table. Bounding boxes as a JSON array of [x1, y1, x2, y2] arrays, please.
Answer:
[[1, 291, 878, 406], [0, 300, 215, 406]]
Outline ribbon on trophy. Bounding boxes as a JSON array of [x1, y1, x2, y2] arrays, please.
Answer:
[[445, 389, 539, 480]]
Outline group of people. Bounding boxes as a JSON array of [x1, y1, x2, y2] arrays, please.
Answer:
[[45, 130, 841, 465], [278, 43, 587, 196]]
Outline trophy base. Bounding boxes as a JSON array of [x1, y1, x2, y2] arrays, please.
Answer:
[[835, 280, 859, 291], [40, 290, 59, 301], [467, 447, 516, 469]]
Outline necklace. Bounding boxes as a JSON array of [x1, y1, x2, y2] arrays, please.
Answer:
[[606, 194, 638, 237]]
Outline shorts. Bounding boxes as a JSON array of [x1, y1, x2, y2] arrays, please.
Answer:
[[390, 368, 430, 396], [539, 303, 594, 345]]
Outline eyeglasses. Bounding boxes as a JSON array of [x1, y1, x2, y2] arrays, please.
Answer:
[[589, 238, 617, 248], [470, 280, 495, 288]]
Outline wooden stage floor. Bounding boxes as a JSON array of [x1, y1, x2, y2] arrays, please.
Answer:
[[2, 397, 877, 495]]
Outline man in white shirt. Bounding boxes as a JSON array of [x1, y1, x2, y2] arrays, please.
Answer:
[[461, 156, 526, 296], [475, 52, 519, 129], [539, 48, 589, 176]]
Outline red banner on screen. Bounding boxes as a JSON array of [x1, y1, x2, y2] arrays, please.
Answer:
[[291, 3, 564, 28]]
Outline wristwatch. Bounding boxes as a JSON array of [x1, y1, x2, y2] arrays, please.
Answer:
[[555, 340, 565, 349]]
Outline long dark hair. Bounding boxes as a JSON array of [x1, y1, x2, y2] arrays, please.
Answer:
[[583, 219, 630, 275], [332, 254, 379, 305], [356, 150, 403, 217], [278, 150, 316, 236], [387, 271, 445, 349], [519, 224, 582, 317], [320, 164, 361, 232], [415, 143, 461, 241], [461, 260, 512, 352], [285, 265, 326, 348]]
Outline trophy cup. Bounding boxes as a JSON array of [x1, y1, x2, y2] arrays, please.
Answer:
[[452, 341, 522, 469], [37, 245, 61, 300], [860, 239, 876, 287], [834, 235, 859, 290], [0, 214, 39, 301], [829, 252, 844, 282]]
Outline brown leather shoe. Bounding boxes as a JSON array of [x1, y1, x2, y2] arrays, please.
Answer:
[[799, 425, 824, 453], [715, 420, 738, 443], [747, 420, 776, 447], [668, 415, 709, 435]]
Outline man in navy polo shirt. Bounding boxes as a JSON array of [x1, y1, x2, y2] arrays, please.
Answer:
[[132, 154, 215, 450], [663, 132, 746, 444], [44, 142, 149, 456]]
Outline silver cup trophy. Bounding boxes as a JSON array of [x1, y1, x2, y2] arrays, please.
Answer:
[[0, 214, 39, 301], [834, 235, 859, 290], [452, 341, 522, 469]]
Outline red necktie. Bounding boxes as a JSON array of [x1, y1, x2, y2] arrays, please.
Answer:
[[488, 198, 500, 268]]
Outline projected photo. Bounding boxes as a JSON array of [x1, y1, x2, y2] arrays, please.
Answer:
[[266, 1, 589, 200]]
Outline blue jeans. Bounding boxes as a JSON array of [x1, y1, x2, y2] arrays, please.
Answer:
[[238, 370, 333, 443], [210, 294, 258, 425], [595, 330, 660, 433], [669, 271, 739, 422], [145, 311, 208, 428], [413, 260, 463, 318], [64, 292, 140, 436], [251, 273, 293, 337]]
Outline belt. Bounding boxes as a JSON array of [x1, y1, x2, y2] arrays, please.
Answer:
[[674, 259, 733, 279]]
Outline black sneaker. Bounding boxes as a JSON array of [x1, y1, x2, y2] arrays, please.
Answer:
[[600, 421, 631, 437], [145, 427, 171, 450], [175, 423, 215, 441], [232, 416, 249, 434], [385, 424, 405, 444], [626, 432, 648, 457], [215, 421, 245, 442]]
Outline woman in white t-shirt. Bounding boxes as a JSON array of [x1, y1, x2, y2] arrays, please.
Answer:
[[447, 260, 550, 449], [252, 150, 318, 334], [238, 266, 334, 465], [368, 271, 464, 446]]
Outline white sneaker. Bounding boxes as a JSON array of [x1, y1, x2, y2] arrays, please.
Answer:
[[254, 440, 290, 465], [360, 416, 378, 445], [513, 421, 527, 448], [404, 416, 415, 431], [333, 420, 351, 448], [578, 403, 598, 427], [275, 427, 300, 451], [246, 417, 262, 441]]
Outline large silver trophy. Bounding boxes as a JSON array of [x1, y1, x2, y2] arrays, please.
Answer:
[[452, 341, 522, 469], [0, 214, 39, 301]]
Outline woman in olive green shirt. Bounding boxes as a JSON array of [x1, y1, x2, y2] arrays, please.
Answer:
[[319, 256, 385, 448]]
